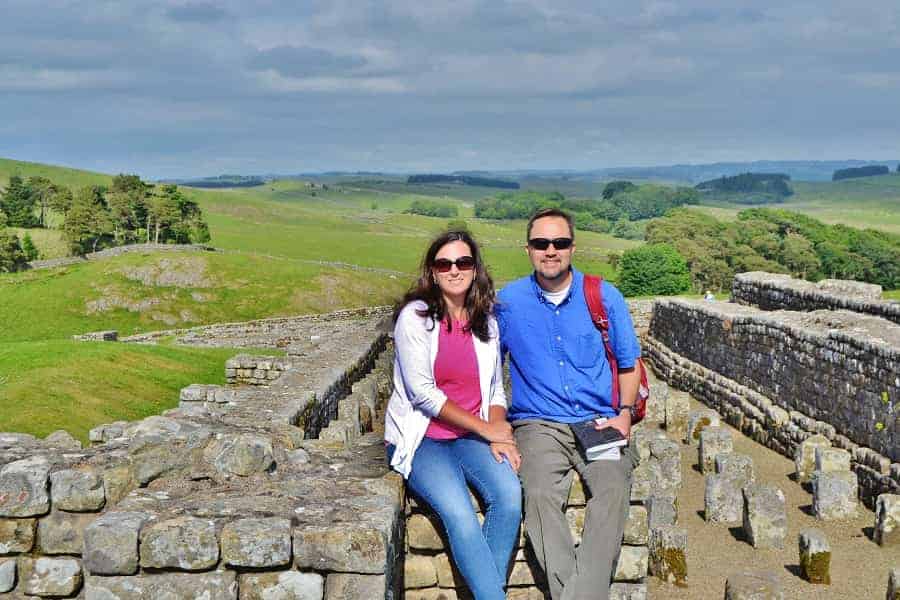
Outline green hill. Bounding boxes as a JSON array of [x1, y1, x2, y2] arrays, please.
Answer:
[[0, 157, 112, 189]]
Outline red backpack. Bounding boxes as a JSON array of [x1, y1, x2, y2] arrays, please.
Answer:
[[583, 274, 649, 424]]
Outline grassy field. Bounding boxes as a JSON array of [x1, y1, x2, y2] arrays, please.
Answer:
[[695, 173, 900, 234], [0, 340, 269, 443], [0, 157, 112, 190]]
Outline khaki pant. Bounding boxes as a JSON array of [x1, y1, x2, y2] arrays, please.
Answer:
[[514, 419, 635, 600]]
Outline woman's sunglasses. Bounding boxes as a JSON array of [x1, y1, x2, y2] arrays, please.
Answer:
[[528, 237, 573, 251], [433, 256, 476, 273]]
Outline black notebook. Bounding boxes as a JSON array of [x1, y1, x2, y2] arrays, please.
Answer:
[[570, 418, 627, 461]]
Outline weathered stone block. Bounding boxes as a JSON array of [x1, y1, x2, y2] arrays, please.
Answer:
[[19, 556, 82, 597], [888, 568, 900, 600], [794, 434, 830, 483], [613, 545, 648, 582], [742, 483, 787, 549], [650, 438, 682, 489], [508, 559, 536, 585], [405, 554, 438, 589], [874, 494, 900, 546], [404, 588, 458, 600], [686, 409, 720, 445], [609, 582, 648, 600], [0, 456, 50, 517], [205, 433, 275, 477], [85, 570, 238, 599], [724, 570, 784, 599], [665, 392, 689, 438], [506, 588, 544, 600], [50, 469, 105, 512], [716, 453, 754, 482], [630, 460, 662, 503], [221, 517, 292, 567], [630, 428, 667, 463], [812, 470, 858, 521], [699, 427, 733, 474], [649, 525, 687, 586], [102, 463, 137, 506], [567, 474, 586, 506], [705, 474, 744, 524], [240, 571, 324, 600], [406, 513, 443, 550], [815, 447, 851, 473], [0, 518, 35, 553], [294, 524, 387, 574], [140, 516, 219, 570], [647, 494, 677, 529], [37, 510, 96, 554], [325, 573, 386, 600], [623, 504, 649, 545], [44, 430, 82, 450], [0, 558, 15, 593], [646, 381, 668, 422], [83, 511, 150, 575], [798, 528, 830, 584]]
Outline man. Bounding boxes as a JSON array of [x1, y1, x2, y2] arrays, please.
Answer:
[[496, 207, 642, 600]]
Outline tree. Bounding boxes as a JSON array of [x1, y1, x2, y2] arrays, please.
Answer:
[[0, 229, 27, 272], [780, 232, 821, 279], [108, 174, 151, 244], [602, 180, 636, 199], [48, 186, 74, 218], [146, 184, 210, 244], [0, 175, 38, 227], [64, 186, 113, 255], [617, 244, 691, 297], [25, 176, 59, 228], [21, 233, 39, 261]]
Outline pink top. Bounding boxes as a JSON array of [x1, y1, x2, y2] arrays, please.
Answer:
[[425, 319, 482, 440]]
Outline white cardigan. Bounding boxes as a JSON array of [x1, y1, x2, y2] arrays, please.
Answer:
[[384, 300, 507, 479]]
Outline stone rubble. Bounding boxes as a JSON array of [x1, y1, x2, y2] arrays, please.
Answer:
[[798, 527, 831, 584], [742, 483, 788, 549], [724, 570, 785, 600], [812, 470, 859, 520], [874, 493, 900, 546]]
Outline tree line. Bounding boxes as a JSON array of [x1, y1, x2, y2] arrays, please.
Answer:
[[695, 172, 793, 204], [832, 165, 892, 181], [407, 174, 520, 189], [0, 173, 210, 272], [473, 183, 699, 239], [404, 199, 459, 218], [643, 207, 900, 292]]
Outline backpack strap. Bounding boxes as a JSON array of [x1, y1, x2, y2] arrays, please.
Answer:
[[583, 274, 621, 412]]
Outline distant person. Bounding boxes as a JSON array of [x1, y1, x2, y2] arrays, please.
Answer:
[[385, 230, 522, 600], [497, 208, 642, 600], [704, 290, 715, 302]]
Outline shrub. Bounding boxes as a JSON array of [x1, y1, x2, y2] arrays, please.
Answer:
[[617, 243, 691, 297]]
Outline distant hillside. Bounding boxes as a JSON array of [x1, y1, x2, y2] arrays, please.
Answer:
[[407, 174, 519, 189], [0, 157, 112, 189], [168, 175, 267, 189], [596, 160, 900, 183]]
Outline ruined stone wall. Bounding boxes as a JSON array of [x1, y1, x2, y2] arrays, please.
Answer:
[[732, 271, 900, 325], [1, 311, 404, 599], [26, 243, 217, 271], [646, 298, 900, 507]]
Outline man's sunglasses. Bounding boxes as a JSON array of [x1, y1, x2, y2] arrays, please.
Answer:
[[528, 237, 573, 251], [433, 256, 476, 273]]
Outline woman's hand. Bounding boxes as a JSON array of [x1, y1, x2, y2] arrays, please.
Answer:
[[479, 419, 514, 444], [490, 442, 522, 472]]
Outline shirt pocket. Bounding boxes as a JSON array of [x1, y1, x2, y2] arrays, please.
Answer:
[[567, 332, 603, 369]]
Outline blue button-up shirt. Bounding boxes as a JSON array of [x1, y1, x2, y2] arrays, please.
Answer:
[[496, 268, 641, 423]]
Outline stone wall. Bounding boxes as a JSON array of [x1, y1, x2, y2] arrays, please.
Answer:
[[732, 271, 900, 325], [0, 311, 405, 599], [26, 243, 217, 271], [646, 298, 900, 507]]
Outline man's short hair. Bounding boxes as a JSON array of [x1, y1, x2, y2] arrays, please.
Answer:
[[526, 207, 575, 241]]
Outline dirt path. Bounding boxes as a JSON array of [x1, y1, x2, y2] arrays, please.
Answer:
[[646, 397, 896, 599]]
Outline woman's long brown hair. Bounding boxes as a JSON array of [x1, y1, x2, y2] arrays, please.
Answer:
[[393, 230, 496, 342]]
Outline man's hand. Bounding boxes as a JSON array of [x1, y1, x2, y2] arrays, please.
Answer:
[[490, 442, 522, 472], [594, 411, 631, 440]]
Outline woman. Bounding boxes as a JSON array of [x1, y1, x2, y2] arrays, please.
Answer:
[[385, 230, 522, 600]]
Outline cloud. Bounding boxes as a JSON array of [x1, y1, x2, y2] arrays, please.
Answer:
[[248, 45, 368, 78], [166, 2, 229, 23]]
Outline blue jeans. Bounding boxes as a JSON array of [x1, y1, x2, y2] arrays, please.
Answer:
[[389, 436, 522, 600]]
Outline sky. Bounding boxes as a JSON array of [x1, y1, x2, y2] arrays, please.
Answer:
[[2, 0, 899, 178]]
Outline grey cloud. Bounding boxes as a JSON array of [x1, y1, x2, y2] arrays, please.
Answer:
[[166, 2, 229, 23], [248, 46, 367, 78]]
